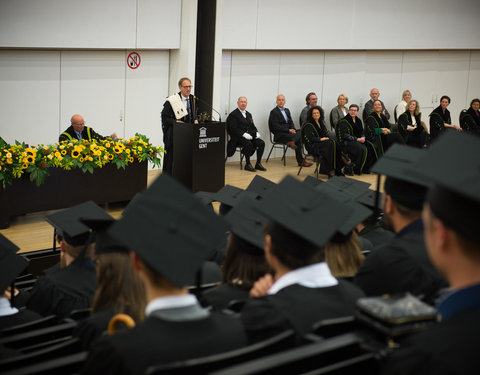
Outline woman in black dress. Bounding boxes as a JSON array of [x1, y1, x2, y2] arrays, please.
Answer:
[[460, 98, 480, 136], [429, 95, 462, 142], [397, 99, 429, 148]]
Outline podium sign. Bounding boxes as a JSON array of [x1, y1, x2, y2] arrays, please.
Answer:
[[173, 122, 225, 192]]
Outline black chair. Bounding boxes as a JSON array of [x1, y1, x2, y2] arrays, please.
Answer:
[[145, 329, 296, 375], [1, 315, 58, 336], [2, 351, 88, 375], [265, 129, 288, 166], [68, 308, 92, 321], [0, 338, 82, 372], [210, 332, 380, 375], [306, 316, 358, 342], [297, 142, 322, 179], [225, 134, 244, 170]]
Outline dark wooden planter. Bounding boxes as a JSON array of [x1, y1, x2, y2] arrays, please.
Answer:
[[0, 161, 147, 229]]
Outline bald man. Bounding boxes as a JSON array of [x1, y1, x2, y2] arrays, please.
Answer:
[[362, 88, 390, 121], [59, 114, 117, 142]]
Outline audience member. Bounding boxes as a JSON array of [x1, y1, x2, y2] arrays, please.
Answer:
[[241, 176, 364, 343], [397, 99, 429, 148], [330, 94, 349, 129], [365, 100, 405, 157], [394, 89, 412, 122], [459, 98, 480, 136], [161, 77, 199, 175], [59, 114, 117, 143], [363, 88, 391, 121], [81, 174, 247, 375], [299, 92, 318, 126], [382, 131, 480, 375], [354, 145, 447, 304], [268, 94, 312, 167], [429, 95, 461, 142], [226, 96, 266, 172], [302, 106, 351, 177], [336, 104, 377, 175]]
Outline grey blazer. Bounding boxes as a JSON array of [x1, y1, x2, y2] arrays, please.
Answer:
[[330, 105, 348, 129]]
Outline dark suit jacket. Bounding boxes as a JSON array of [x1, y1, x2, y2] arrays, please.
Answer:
[[268, 106, 296, 142], [226, 108, 259, 157], [59, 126, 105, 143]]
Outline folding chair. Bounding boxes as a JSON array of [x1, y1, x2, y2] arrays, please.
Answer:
[[265, 129, 288, 166]]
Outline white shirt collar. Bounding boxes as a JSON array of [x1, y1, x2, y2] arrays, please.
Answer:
[[268, 262, 338, 295], [0, 297, 19, 316], [238, 108, 247, 117], [145, 294, 197, 317]]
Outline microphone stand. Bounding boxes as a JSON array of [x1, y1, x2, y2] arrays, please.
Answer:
[[194, 95, 222, 122]]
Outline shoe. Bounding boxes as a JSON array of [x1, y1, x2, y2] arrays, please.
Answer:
[[298, 161, 313, 167], [244, 163, 256, 172], [335, 171, 345, 177], [255, 163, 267, 171], [344, 164, 354, 176], [287, 141, 297, 150]]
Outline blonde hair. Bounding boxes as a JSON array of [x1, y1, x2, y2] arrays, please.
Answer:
[[407, 99, 420, 117], [402, 90, 412, 100], [324, 232, 365, 277], [337, 94, 349, 104]]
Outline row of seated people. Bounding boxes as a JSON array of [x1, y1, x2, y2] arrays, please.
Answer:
[[1, 131, 479, 374]]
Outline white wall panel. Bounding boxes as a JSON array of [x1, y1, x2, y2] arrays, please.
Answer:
[[0, 50, 60, 145], [124, 50, 169, 157], [467, 51, 480, 106], [222, 0, 258, 49], [60, 51, 126, 139]]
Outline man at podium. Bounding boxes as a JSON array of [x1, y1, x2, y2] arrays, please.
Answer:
[[161, 77, 199, 175]]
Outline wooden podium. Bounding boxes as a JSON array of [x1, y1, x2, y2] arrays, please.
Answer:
[[173, 121, 225, 192]]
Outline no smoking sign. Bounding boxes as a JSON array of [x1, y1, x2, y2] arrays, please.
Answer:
[[127, 52, 141, 69]]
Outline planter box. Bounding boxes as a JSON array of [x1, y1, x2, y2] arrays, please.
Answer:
[[0, 161, 147, 229]]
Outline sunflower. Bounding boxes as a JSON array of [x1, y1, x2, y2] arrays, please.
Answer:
[[105, 142, 111, 148], [22, 163, 28, 169], [113, 147, 121, 154], [61, 150, 67, 155], [71, 150, 80, 158], [26, 155, 35, 163], [88, 156, 93, 162], [129, 157, 134, 163], [108, 154, 114, 160], [125, 149, 131, 154], [79, 157, 84, 162]]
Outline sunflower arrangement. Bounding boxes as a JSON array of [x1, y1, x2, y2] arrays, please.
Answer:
[[0, 134, 164, 188]]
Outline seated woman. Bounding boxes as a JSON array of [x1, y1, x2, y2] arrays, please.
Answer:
[[429, 95, 462, 142], [336, 104, 377, 175], [395, 89, 412, 122], [459, 98, 480, 136], [74, 225, 146, 349], [330, 94, 349, 130], [365, 100, 405, 157], [302, 106, 351, 177], [397, 99, 429, 148], [324, 232, 365, 278]]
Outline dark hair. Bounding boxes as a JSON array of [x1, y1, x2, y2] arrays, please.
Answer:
[[305, 92, 317, 105], [470, 98, 480, 108], [178, 77, 191, 87], [264, 222, 324, 270], [440, 95, 451, 104], [221, 233, 271, 290], [349, 104, 359, 110], [306, 105, 325, 124], [92, 252, 146, 322]]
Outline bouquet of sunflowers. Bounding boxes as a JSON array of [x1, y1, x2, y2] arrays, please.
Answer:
[[0, 134, 164, 188]]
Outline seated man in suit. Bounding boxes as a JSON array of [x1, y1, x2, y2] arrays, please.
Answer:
[[59, 114, 117, 142], [241, 176, 365, 343], [382, 132, 480, 375], [81, 174, 247, 375], [268, 94, 312, 167], [362, 88, 390, 121], [226, 96, 266, 172]]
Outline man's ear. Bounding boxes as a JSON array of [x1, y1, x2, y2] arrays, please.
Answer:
[[384, 194, 394, 216]]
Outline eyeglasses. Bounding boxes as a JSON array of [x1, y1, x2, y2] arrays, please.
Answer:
[[182, 85, 193, 89]]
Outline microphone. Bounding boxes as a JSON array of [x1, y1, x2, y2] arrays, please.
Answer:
[[194, 95, 222, 122]]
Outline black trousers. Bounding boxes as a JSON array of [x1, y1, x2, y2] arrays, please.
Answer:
[[237, 137, 265, 163], [274, 131, 303, 163]]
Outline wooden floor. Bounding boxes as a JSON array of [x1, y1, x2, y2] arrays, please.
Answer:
[[1, 156, 380, 253]]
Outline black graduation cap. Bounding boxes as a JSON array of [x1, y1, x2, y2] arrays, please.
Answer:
[[325, 176, 371, 198], [194, 191, 216, 208], [80, 217, 130, 255], [407, 131, 480, 243], [0, 234, 28, 294], [303, 175, 324, 188], [370, 144, 429, 210], [45, 201, 113, 246], [315, 183, 373, 236], [356, 189, 384, 210], [107, 174, 230, 288], [245, 175, 276, 198], [224, 195, 267, 252], [255, 175, 352, 248]]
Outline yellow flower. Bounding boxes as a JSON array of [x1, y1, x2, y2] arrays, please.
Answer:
[[88, 156, 93, 162], [68, 143, 73, 147], [61, 150, 67, 155], [137, 146, 142, 151], [104, 155, 109, 160], [22, 152, 27, 157], [94, 150, 102, 156], [22, 163, 28, 169], [108, 154, 114, 160], [125, 149, 131, 154], [79, 157, 84, 162], [6, 152, 12, 158], [7, 158, 13, 164], [105, 142, 111, 148], [0, 165, 2, 171], [59, 145, 65, 150], [57, 155, 63, 161], [47, 154, 54, 160], [26, 155, 35, 163], [113, 147, 121, 154], [71, 150, 80, 158], [129, 157, 134, 163], [54, 151, 61, 158]]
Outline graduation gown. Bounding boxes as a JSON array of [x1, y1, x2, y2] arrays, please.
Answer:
[[429, 106, 451, 142], [26, 257, 97, 319], [354, 220, 447, 304], [336, 114, 377, 174], [80, 303, 247, 375], [459, 107, 480, 136], [358, 222, 395, 250], [241, 281, 364, 343], [202, 283, 250, 311], [59, 125, 106, 143], [0, 308, 43, 332], [397, 111, 429, 147], [74, 307, 116, 350], [302, 120, 343, 174], [365, 113, 404, 157]]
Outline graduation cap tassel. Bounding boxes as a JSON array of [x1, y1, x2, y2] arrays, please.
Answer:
[[374, 174, 381, 216], [10, 281, 15, 308]]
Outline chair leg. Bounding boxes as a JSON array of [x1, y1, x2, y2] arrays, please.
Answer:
[[282, 145, 287, 166], [239, 153, 243, 170], [266, 144, 275, 163]]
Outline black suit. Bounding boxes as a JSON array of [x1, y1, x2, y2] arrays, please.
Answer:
[[226, 108, 265, 164], [161, 93, 199, 175], [268, 106, 303, 163]]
